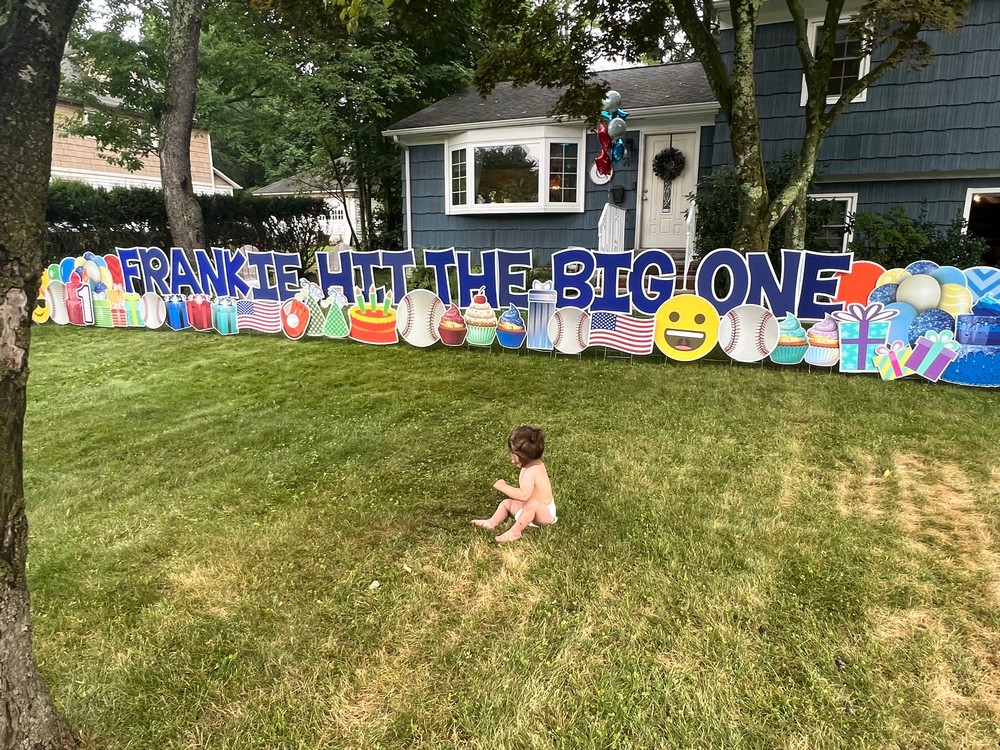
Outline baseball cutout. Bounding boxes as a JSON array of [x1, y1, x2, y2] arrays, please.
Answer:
[[717, 304, 780, 363], [547, 307, 590, 354], [140, 293, 166, 329], [396, 289, 444, 348], [45, 280, 69, 325]]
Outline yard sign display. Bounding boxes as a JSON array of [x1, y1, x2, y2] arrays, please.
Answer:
[[35, 246, 1000, 388]]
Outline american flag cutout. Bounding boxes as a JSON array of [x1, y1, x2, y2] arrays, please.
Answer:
[[235, 299, 281, 333], [589, 311, 656, 355]]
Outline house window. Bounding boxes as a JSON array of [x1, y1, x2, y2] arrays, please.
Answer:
[[330, 203, 345, 221], [802, 19, 870, 106], [549, 143, 579, 203], [451, 149, 467, 205], [446, 127, 585, 214], [809, 193, 857, 253], [475, 144, 539, 204]]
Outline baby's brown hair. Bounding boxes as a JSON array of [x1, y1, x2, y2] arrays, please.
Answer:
[[508, 426, 544, 463]]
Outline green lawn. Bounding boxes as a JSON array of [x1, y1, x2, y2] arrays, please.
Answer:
[[23, 325, 1000, 749]]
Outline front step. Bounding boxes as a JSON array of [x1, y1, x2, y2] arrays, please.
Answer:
[[606, 248, 700, 295]]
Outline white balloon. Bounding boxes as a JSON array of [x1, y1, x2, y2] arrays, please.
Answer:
[[895, 274, 941, 313], [84, 260, 101, 283], [607, 117, 627, 139], [603, 90, 621, 111]]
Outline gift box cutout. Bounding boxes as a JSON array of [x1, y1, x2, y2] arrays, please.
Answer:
[[832, 302, 899, 373], [903, 329, 960, 382], [872, 340, 914, 381]]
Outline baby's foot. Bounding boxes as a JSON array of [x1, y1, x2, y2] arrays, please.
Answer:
[[495, 529, 521, 543], [471, 519, 494, 530]]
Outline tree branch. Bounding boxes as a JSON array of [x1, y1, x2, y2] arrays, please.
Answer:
[[821, 20, 923, 131], [671, 0, 731, 114]]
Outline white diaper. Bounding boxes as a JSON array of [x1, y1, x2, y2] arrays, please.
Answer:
[[514, 501, 557, 527]]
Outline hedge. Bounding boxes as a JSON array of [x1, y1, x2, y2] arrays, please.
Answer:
[[45, 180, 333, 270]]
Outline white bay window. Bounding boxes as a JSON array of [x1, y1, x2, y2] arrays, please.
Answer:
[[447, 126, 585, 214]]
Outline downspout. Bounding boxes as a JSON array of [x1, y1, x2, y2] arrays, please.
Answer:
[[394, 135, 414, 251]]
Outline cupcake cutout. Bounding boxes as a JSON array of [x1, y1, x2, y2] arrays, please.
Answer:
[[770, 314, 807, 365], [496, 304, 527, 349], [438, 303, 467, 346], [464, 287, 497, 346], [804, 314, 840, 367]]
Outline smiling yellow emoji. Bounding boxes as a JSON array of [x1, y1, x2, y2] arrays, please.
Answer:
[[32, 270, 51, 325], [654, 294, 721, 361]]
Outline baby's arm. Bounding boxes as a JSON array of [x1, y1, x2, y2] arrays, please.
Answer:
[[493, 468, 536, 502]]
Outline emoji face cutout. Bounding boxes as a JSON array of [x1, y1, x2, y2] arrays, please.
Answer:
[[32, 271, 51, 324], [654, 295, 720, 361]]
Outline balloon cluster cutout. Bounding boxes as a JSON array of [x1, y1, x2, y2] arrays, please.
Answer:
[[866, 260, 974, 346], [591, 90, 629, 184]]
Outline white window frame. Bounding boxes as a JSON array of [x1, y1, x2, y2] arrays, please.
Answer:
[[963, 187, 1000, 228], [445, 125, 586, 215], [800, 17, 870, 107], [809, 192, 858, 253]]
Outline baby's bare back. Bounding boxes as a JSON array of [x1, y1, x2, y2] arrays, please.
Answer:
[[521, 461, 553, 503]]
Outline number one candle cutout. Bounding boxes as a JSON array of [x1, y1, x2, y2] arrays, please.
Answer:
[[77, 283, 94, 325]]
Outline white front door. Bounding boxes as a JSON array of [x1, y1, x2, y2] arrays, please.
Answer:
[[640, 131, 698, 250]]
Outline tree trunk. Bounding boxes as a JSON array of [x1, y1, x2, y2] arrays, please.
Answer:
[[1, 0, 81, 747], [160, 0, 207, 251], [357, 175, 371, 252], [782, 187, 808, 249], [727, 0, 770, 253]]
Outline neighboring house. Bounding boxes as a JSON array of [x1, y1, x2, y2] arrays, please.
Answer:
[[52, 99, 240, 195], [385, 0, 1000, 264], [253, 170, 360, 247]]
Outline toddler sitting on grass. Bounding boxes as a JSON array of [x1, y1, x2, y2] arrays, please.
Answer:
[[472, 426, 557, 543]]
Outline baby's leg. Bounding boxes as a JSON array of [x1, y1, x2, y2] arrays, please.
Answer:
[[472, 499, 519, 530], [495, 504, 536, 542], [495, 500, 554, 542]]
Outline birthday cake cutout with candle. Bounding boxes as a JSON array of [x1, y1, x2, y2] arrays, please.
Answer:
[[349, 285, 398, 345]]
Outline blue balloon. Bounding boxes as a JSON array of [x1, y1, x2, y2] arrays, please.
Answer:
[[908, 308, 955, 346], [929, 265, 967, 287], [867, 283, 898, 305], [611, 139, 626, 162], [884, 302, 916, 345], [59, 257, 77, 283], [905, 260, 939, 275], [614, 108, 630, 119], [93, 281, 108, 294], [83, 252, 95, 261]]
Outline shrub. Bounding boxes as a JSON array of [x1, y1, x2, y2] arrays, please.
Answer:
[[692, 155, 844, 258], [847, 207, 989, 269], [45, 181, 332, 271]]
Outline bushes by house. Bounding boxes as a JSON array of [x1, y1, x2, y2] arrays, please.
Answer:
[[693, 159, 990, 269], [847, 207, 989, 269]]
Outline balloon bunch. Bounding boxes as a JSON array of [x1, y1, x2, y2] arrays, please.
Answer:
[[593, 90, 630, 178]]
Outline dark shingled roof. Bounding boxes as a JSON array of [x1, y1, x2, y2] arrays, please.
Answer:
[[386, 62, 715, 132]]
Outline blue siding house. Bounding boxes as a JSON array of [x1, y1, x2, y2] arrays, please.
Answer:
[[384, 0, 1000, 264]]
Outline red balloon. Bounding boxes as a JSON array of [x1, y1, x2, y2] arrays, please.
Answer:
[[598, 123, 611, 149], [833, 260, 887, 306], [595, 150, 612, 176]]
